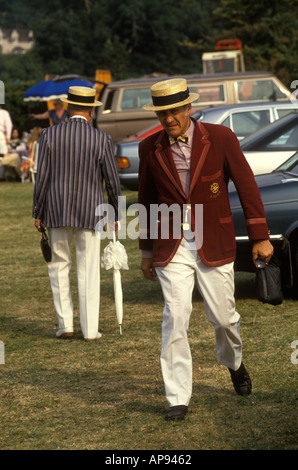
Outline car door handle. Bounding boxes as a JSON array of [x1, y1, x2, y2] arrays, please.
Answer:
[[281, 179, 298, 183]]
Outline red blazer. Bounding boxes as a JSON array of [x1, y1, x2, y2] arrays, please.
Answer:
[[138, 119, 269, 267]]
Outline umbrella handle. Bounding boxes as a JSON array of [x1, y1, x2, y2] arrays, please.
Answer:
[[112, 230, 116, 243]]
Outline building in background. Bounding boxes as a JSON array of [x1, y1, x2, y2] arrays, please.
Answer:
[[0, 28, 34, 54]]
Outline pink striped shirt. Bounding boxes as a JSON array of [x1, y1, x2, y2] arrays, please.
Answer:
[[170, 119, 194, 197]]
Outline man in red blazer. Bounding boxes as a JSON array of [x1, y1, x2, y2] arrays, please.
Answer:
[[138, 78, 273, 421]]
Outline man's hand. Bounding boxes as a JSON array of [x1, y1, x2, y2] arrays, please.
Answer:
[[34, 219, 44, 232], [252, 239, 274, 266], [141, 257, 157, 281]]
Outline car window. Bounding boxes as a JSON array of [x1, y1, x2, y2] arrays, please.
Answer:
[[204, 57, 236, 74], [189, 83, 226, 105], [103, 90, 115, 112], [120, 88, 152, 110], [221, 116, 231, 128], [236, 79, 288, 102], [230, 110, 270, 137], [285, 162, 298, 174], [276, 108, 296, 118], [264, 122, 298, 149], [277, 152, 298, 174]]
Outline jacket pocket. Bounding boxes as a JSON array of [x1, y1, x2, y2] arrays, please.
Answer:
[[200, 170, 223, 202], [219, 215, 233, 224], [201, 170, 222, 182]]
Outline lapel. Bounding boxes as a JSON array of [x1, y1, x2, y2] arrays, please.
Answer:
[[188, 121, 211, 197], [154, 131, 186, 199], [153, 120, 211, 200]]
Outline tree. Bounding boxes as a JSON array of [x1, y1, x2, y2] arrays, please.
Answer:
[[211, 0, 298, 87], [24, 0, 218, 79], [1, 0, 297, 88]]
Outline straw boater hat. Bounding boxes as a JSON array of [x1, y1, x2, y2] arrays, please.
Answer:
[[143, 78, 199, 111], [62, 86, 102, 107]]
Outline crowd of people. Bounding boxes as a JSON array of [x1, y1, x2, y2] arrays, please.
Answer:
[[0, 100, 69, 182]]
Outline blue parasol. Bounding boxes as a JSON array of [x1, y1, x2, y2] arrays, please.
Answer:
[[24, 78, 95, 102]]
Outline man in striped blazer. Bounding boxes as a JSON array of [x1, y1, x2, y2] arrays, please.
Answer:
[[33, 86, 121, 342]]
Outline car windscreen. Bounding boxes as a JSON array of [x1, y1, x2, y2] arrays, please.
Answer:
[[275, 152, 298, 175]]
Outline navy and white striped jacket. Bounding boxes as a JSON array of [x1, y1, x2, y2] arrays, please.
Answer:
[[33, 117, 121, 230]]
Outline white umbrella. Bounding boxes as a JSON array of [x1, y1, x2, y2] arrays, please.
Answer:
[[101, 232, 128, 334]]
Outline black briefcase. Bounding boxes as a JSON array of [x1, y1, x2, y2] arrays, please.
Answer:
[[255, 258, 283, 305], [40, 227, 52, 263]]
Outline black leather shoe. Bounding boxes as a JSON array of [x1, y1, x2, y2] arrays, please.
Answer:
[[165, 405, 188, 421], [229, 362, 252, 395]]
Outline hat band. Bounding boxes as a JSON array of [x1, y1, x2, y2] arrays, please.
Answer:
[[67, 92, 95, 104], [152, 88, 190, 107]]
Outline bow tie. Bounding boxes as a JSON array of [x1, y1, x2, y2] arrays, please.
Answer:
[[169, 134, 189, 145]]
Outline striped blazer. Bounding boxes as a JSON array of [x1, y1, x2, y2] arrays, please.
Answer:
[[33, 117, 121, 230]]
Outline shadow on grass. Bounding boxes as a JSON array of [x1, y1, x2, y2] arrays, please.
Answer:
[[105, 271, 260, 306]]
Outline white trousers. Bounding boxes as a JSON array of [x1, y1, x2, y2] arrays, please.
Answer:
[[156, 238, 242, 407], [48, 227, 101, 339]]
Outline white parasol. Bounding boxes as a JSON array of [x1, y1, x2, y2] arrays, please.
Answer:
[[101, 231, 128, 334]]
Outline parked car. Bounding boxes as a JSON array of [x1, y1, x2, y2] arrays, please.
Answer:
[[125, 100, 298, 142], [96, 72, 290, 141], [240, 110, 298, 174], [196, 101, 298, 141], [229, 151, 298, 295], [115, 105, 298, 190]]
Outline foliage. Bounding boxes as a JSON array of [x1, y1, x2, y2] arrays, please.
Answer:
[[1, 0, 297, 85], [4, 81, 48, 133], [211, 0, 298, 86], [0, 50, 44, 84], [0, 0, 220, 81], [103, 36, 132, 81]]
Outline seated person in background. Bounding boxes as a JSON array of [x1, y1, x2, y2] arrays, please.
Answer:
[[20, 127, 42, 182], [0, 152, 22, 180], [0, 105, 12, 157], [30, 99, 69, 125], [0, 128, 27, 180], [9, 128, 27, 152], [9, 127, 21, 149]]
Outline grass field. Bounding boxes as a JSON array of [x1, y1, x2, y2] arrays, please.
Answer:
[[0, 181, 297, 451]]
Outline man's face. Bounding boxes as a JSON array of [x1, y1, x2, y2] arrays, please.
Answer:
[[156, 104, 191, 138], [54, 101, 63, 111]]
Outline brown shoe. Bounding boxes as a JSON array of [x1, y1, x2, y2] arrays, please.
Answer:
[[58, 332, 74, 339], [165, 405, 188, 421]]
